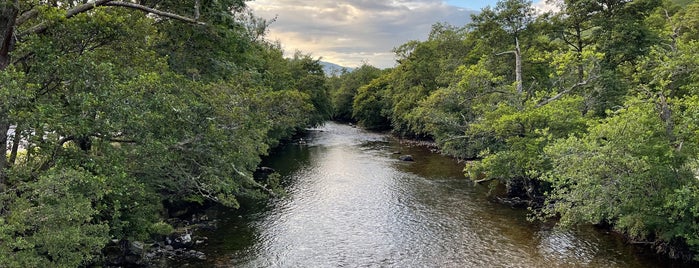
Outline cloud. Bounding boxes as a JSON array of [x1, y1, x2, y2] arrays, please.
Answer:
[[248, 0, 477, 68], [248, 1, 556, 69]]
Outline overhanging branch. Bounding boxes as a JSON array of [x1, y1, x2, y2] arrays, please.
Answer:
[[103, 1, 204, 25], [20, 0, 203, 37]]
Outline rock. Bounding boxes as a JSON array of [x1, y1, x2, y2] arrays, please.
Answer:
[[168, 230, 193, 249], [258, 166, 275, 173], [124, 255, 142, 265], [392, 151, 401, 155], [146, 252, 157, 259], [195, 236, 208, 245], [129, 241, 146, 256], [399, 155, 414, 161]]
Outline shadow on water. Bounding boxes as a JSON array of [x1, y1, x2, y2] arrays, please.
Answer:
[[186, 122, 692, 268]]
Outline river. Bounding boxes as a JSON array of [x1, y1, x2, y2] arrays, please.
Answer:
[[189, 122, 682, 267]]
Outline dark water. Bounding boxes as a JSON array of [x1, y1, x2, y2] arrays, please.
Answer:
[[190, 122, 680, 267]]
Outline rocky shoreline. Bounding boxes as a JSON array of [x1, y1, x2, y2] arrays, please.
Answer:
[[103, 213, 218, 267]]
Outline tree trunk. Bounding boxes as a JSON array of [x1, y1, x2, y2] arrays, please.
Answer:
[[194, 0, 200, 20], [9, 125, 20, 165], [576, 26, 584, 83], [0, 0, 19, 190], [0, 122, 8, 190], [1, 0, 18, 69], [515, 36, 523, 94], [657, 92, 676, 145]]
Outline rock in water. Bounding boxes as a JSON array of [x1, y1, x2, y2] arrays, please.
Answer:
[[257, 166, 275, 174], [399, 155, 414, 161]]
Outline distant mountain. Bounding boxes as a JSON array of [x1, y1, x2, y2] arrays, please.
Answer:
[[320, 61, 354, 76]]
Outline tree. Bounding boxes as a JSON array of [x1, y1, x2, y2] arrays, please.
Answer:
[[329, 64, 382, 122], [0, 0, 201, 189], [0, 1, 329, 265], [472, 0, 535, 94], [352, 70, 392, 130], [384, 23, 471, 137], [550, 0, 598, 83], [541, 4, 699, 259]]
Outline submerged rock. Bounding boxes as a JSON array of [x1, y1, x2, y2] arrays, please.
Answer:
[[399, 155, 414, 161], [257, 166, 276, 174]]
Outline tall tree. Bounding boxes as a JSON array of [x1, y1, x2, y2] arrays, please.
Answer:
[[472, 0, 535, 94]]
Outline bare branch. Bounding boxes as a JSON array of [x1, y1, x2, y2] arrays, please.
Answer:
[[536, 78, 593, 107], [103, 1, 204, 25], [495, 50, 516, 56], [20, 0, 203, 37]]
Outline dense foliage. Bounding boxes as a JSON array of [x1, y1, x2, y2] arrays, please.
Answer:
[[327, 64, 383, 122], [0, 1, 329, 266], [331, 0, 699, 262]]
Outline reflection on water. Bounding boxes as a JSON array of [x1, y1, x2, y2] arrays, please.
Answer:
[[193, 122, 680, 267]]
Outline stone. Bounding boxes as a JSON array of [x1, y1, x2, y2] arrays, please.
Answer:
[[129, 241, 145, 256], [399, 155, 414, 161]]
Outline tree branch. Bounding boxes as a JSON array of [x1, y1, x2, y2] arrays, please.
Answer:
[[536, 78, 593, 107], [103, 1, 204, 25], [21, 0, 114, 36], [20, 0, 203, 37], [15, 8, 39, 26], [90, 134, 138, 144], [495, 50, 516, 56]]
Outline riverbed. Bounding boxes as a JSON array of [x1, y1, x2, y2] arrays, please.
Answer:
[[189, 122, 682, 267]]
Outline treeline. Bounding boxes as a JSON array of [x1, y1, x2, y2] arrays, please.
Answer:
[[0, 1, 330, 266], [329, 0, 699, 262]]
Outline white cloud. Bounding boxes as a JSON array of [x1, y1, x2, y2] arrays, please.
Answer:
[[248, 0, 557, 69], [248, 0, 476, 68]]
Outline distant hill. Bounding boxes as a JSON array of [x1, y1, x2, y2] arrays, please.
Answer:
[[320, 61, 354, 76]]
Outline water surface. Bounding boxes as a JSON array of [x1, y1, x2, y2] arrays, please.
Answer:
[[193, 122, 679, 267]]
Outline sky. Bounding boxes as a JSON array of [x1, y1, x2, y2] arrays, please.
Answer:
[[248, 0, 554, 69]]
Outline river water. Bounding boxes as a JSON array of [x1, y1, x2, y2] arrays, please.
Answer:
[[190, 122, 681, 267]]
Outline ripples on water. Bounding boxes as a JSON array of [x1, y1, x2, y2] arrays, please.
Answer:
[[193, 122, 678, 268]]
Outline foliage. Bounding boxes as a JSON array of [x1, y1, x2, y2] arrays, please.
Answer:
[[0, 1, 330, 266], [542, 98, 699, 255], [385, 23, 472, 137], [338, 0, 699, 261], [328, 64, 383, 121], [0, 168, 110, 267], [352, 73, 392, 130]]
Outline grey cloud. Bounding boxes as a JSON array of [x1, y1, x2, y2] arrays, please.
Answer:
[[249, 0, 476, 68]]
